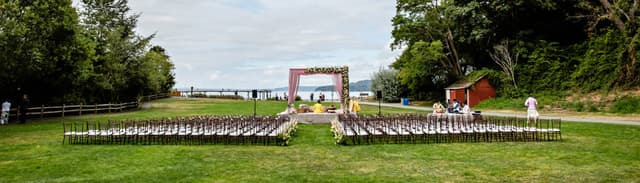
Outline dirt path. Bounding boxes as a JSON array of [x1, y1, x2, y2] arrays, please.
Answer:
[[360, 101, 640, 126]]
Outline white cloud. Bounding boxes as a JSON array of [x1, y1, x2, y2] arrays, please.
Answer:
[[124, 0, 399, 89], [208, 71, 220, 81], [181, 63, 193, 71]]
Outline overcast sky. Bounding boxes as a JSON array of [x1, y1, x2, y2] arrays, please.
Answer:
[[125, 0, 400, 90]]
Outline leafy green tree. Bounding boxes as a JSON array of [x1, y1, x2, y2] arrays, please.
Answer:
[[150, 46, 176, 92], [396, 41, 453, 100], [390, 0, 611, 99], [0, 0, 174, 105], [79, 0, 156, 102], [588, 0, 640, 85], [571, 30, 625, 91], [518, 41, 579, 93], [392, 0, 465, 78], [138, 45, 175, 94], [0, 0, 94, 104], [391, 0, 473, 100], [371, 68, 402, 103]]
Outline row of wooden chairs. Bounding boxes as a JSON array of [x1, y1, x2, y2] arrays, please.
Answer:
[[63, 115, 297, 145], [333, 114, 561, 145]]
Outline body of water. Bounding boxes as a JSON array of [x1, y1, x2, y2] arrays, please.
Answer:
[[193, 91, 372, 101]]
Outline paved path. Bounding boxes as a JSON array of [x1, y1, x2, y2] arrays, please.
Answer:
[[360, 102, 640, 126], [140, 102, 153, 109]]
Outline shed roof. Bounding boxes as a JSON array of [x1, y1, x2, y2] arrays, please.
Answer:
[[444, 74, 487, 90]]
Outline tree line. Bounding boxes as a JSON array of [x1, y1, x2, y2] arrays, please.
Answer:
[[373, 0, 639, 102], [0, 0, 175, 105]]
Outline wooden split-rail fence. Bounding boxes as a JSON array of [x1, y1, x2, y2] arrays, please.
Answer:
[[4, 93, 169, 120]]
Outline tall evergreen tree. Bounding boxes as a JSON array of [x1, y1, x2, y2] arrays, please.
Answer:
[[79, 0, 155, 102]]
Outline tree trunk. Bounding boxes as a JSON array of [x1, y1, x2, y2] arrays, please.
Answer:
[[625, 45, 637, 82], [511, 68, 518, 90], [599, 0, 639, 83], [598, 0, 626, 32], [446, 29, 463, 77], [489, 40, 518, 89]]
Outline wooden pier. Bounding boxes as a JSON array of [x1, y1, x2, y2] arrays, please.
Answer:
[[176, 88, 276, 100]]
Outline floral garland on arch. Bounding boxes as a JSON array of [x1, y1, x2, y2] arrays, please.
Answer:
[[304, 66, 349, 105]]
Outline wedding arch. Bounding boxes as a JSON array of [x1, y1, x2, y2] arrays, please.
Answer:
[[288, 66, 349, 110]]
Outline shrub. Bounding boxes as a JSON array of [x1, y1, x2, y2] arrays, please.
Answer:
[[560, 102, 584, 112], [570, 30, 624, 91], [518, 41, 578, 93], [609, 96, 640, 114], [575, 103, 584, 112], [587, 102, 600, 112]]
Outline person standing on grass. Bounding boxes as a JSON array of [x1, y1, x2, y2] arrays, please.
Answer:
[[525, 95, 539, 127], [19, 94, 29, 124], [310, 93, 314, 102], [349, 98, 361, 115], [1, 100, 10, 124]]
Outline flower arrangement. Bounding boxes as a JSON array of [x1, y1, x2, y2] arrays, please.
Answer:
[[277, 132, 291, 146], [330, 119, 346, 145], [304, 66, 347, 74], [277, 120, 298, 146]]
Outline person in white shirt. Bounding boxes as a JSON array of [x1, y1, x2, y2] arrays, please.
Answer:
[[524, 95, 539, 127], [462, 102, 471, 114], [1, 100, 10, 124]]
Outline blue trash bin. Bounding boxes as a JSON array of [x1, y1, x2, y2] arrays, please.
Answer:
[[402, 98, 410, 106]]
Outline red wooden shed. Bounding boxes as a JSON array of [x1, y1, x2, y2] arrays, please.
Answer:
[[444, 74, 496, 107]]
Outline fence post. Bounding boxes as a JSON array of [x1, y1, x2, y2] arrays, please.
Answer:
[[95, 103, 98, 114], [108, 103, 111, 113], [79, 103, 83, 116], [62, 104, 65, 118], [41, 104, 44, 119]]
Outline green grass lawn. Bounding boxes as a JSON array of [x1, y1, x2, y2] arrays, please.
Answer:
[[0, 98, 639, 182]]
